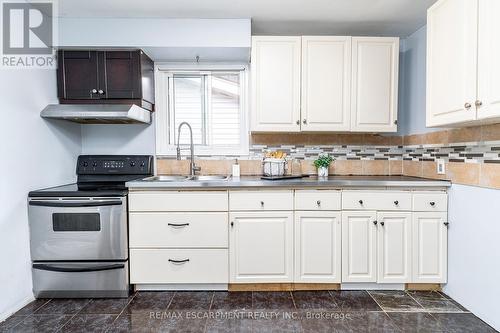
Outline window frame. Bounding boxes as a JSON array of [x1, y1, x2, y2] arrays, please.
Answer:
[[155, 63, 249, 157]]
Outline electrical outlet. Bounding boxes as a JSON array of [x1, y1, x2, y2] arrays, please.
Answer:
[[437, 159, 446, 175]]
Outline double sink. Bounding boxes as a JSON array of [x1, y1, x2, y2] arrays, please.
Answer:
[[142, 175, 229, 182]]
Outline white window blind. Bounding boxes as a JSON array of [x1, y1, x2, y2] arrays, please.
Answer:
[[168, 72, 243, 148]]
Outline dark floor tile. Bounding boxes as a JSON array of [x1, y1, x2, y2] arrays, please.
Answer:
[[253, 292, 295, 311], [11, 315, 73, 333], [167, 291, 213, 310], [407, 291, 464, 313], [388, 312, 445, 333], [80, 298, 132, 314], [329, 290, 382, 311], [344, 312, 400, 333], [252, 317, 302, 333], [107, 313, 206, 333], [60, 314, 117, 332], [105, 313, 165, 333], [123, 292, 175, 315], [34, 299, 91, 314], [301, 311, 352, 333], [205, 317, 253, 333], [292, 291, 338, 310], [210, 292, 252, 311], [432, 313, 497, 333], [369, 291, 423, 312], [436, 292, 469, 312], [12, 299, 51, 316], [0, 316, 28, 332]]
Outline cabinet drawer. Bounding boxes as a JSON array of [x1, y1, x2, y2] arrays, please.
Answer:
[[129, 191, 228, 212], [295, 190, 341, 210], [229, 191, 293, 211], [342, 191, 411, 210], [413, 192, 447, 212], [130, 249, 228, 284], [129, 213, 228, 248]]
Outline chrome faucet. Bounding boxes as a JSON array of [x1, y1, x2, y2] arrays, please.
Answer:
[[176, 122, 201, 176]]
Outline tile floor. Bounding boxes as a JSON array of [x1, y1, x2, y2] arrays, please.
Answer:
[[0, 290, 496, 332]]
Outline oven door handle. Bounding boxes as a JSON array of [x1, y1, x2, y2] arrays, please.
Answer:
[[32, 263, 125, 273], [29, 200, 122, 208]]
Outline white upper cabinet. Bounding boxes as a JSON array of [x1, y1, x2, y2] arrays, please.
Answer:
[[351, 37, 399, 132], [250, 35, 399, 133], [301, 36, 352, 131], [477, 0, 500, 120], [427, 0, 500, 127], [426, 0, 478, 127], [251, 36, 302, 132]]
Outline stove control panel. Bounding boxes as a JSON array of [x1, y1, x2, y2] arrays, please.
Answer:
[[77, 155, 154, 175]]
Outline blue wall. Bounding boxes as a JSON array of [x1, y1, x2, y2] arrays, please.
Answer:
[[398, 25, 440, 136]]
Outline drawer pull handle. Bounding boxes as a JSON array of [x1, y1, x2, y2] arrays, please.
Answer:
[[168, 259, 190, 264], [359, 200, 363, 205], [317, 200, 321, 206], [394, 200, 399, 206], [373, 220, 378, 225], [168, 223, 190, 227], [260, 201, 264, 207], [430, 202, 436, 206]]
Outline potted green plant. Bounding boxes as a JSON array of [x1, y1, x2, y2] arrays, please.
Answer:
[[313, 153, 334, 177]]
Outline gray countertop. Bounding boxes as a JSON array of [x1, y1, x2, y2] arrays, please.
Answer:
[[126, 175, 451, 189]]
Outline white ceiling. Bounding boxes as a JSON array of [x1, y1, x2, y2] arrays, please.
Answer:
[[58, 0, 437, 37]]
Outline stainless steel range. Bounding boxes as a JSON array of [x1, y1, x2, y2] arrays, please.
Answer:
[[28, 155, 153, 298]]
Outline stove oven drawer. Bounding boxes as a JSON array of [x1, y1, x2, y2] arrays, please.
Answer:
[[32, 261, 129, 298]]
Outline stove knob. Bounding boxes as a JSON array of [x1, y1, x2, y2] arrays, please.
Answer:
[[83, 161, 88, 167], [130, 161, 136, 167], [140, 162, 145, 168], [92, 162, 97, 167]]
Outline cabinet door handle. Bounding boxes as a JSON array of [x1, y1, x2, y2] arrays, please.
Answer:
[[394, 200, 399, 206], [168, 223, 189, 227], [316, 200, 321, 207], [91, 89, 97, 94], [464, 102, 472, 110], [168, 259, 190, 264], [260, 201, 264, 207], [430, 201, 436, 206], [230, 221, 234, 227], [303, 119, 307, 124], [359, 200, 363, 205], [296, 120, 300, 125], [380, 221, 385, 226], [98, 89, 105, 95], [373, 220, 378, 225], [444, 222, 449, 227], [475, 100, 483, 108]]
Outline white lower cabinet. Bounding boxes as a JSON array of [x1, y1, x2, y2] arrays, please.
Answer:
[[342, 211, 378, 282], [130, 249, 228, 284], [295, 211, 342, 283], [229, 211, 294, 283], [377, 212, 412, 283], [412, 212, 448, 283]]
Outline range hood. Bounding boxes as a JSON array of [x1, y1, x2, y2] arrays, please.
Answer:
[[40, 104, 151, 124]]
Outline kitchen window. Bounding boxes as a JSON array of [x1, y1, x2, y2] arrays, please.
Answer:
[[156, 66, 248, 156]]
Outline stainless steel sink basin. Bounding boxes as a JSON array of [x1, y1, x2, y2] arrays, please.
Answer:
[[142, 175, 190, 182], [189, 175, 229, 181]]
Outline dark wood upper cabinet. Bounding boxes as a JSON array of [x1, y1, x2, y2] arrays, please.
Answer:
[[57, 49, 155, 110], [57, 51, 100, 100]]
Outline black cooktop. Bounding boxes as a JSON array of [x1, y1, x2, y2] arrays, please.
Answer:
[[28, 182, 134, 198], [28, 155, 153, 198]]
